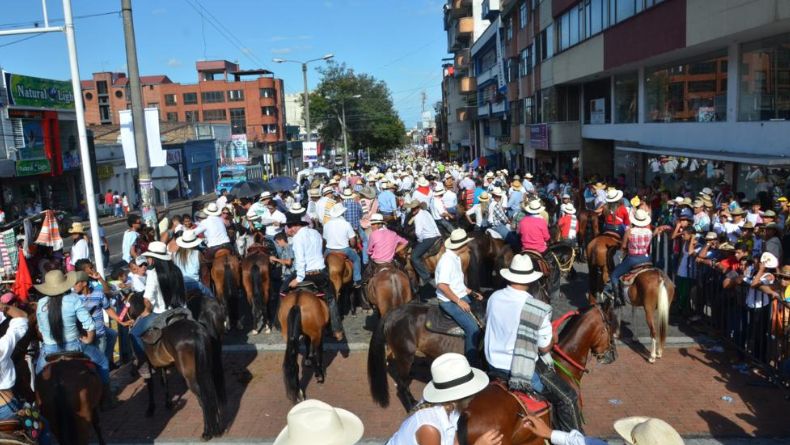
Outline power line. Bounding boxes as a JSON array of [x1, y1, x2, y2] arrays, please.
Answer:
[[0, 10, 120, 30], [0, 33, 43, 49]]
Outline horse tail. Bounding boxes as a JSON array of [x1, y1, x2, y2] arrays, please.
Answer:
[[389, 270, 401, 307], [657, 275, 670, 351], [283, 302, 302, 402], [251, 263, 264, 323], [223, 260, 234, 303], [456, 412, 470, 445], [54, 377, 78, 444], [195, 324, 223, 436], [367, 317, 390, 407]]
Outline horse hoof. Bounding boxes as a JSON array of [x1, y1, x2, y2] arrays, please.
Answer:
[[648, 356, 656, 364], [201, 433, 212, 441], [251, 329, 259, 335], [317, 376, 325, 384], [264, 326, 272, 334]]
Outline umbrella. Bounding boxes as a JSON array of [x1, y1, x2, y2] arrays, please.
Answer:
[[229, 181, 264, 199], [265, 176, 298, 193]]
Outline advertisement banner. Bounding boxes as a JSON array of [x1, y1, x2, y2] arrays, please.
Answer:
[[19, 120, 46, 160], [4, 72, 75, 110], [590, 98, 606, 125], [16, 159, 51, 176], [529, 124, 549, 150], [119, 108, 167, 169], [230, 134, 249, 164], [303, 141, 318, 163]]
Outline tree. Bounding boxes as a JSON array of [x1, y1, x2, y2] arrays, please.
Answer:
[[307, 62, 406, 159]]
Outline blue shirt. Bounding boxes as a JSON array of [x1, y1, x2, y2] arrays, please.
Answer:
[[473, 187, 485, 205], [344, 199, 363, 231], [121, 230, 139, 263], [37, 293, 95, 346], [378, 190, 397, 213], [79, 289, 110, 337], [507, 190, 523, 214]]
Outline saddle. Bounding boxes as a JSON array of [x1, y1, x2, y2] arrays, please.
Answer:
[[44, 351, 91, 364], [522, 249, 551, 277], [141, 307, 193, 345], [620, 263, 654, 285], [424, 300, 485, 337], [601, 231, 622, 240], [423, 237, 444, 258], [491, 380, 550, 415], [327, 251, 354, 267], [486, 228, 503, 240]]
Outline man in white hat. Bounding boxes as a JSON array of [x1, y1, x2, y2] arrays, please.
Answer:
[[315, 186, 336, 228], [430, 184, 455, 234], [193, 202, 233, 284], [259, 198, 287, 241], [557, 203, 578, 245], [366, 213, 408, 267], [274, 399, 363, 445], [407, 200, 442, 287], [246, 191, 273, 227], [377, 182, 398, 221], [523, 173, 536, 194], [323, 204, 362, 287], [522, 414, 682, 445], [435, 229, 482, 367], [413, 177, 433, 205], [68, 221, 90, 266]]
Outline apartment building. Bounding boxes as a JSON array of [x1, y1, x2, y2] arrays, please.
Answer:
[[81, 60, 286, 149]]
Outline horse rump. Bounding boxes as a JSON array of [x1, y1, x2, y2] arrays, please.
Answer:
[[283, 304, 302, 402]]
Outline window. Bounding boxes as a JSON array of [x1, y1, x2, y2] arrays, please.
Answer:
[[583, 77, 611, 124], [520, 49, 528, 77], [99, 105, 110, 123], [519, 2, 528, 29], [540, 25, 554, 60], [203, 109, 227, 121], [261, 106, 277, 116], [614, 72, 638, 123], [164, 94, 177, 106], [262, 124, 278, 134], [185, 110, 199, 123], [183, 92, 198, 105], [97, 81, 108, 95], [590, 0, 603, 35], [506, 17, 513, 41], [524, 96, 535, 124], [616, 0, 636, 23], [569, 6, 580, 47], [230, 108, 246, 134], [201, 91, 225, 103], [739, 33, 790, 121], [260, 88, 276, 98], [166, 112, 178, 122], [645, 52, 728, 123], [114, 90, 123, 99], [147, 103, 159, 109], [228, 89, 244, 102]]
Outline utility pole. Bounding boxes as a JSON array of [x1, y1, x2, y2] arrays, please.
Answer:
[[302, 63, 310, 143], [341, 100, 349, 174], [121, 0, 156, 228]]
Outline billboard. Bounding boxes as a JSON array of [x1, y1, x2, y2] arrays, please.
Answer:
[[4, 72, 75, 110], [230, 134, 250, 164], [303, 141, 318, 163], [119, 108, 167, 169]]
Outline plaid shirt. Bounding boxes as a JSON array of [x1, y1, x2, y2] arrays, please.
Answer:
[[490, 202, 509, 226], [344, 199, 363, 232], [628, 227, 653, 256]]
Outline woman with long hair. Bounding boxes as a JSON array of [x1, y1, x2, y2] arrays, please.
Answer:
[[173, 230, 214, 298]]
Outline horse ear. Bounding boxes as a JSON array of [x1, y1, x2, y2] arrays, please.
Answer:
[[586, 292, 597, 306]]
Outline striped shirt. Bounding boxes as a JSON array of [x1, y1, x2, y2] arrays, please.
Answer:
[[628, 227, 653, 256]]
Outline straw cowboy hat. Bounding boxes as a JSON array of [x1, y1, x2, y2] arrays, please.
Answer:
[[68, 222, 86, 234], [478, 192, 491, 202], [260, 191, 273, 201], [631, 209, 651, 227], [775, 265, 790, 280], [322, 186, 334, 196], [422, 353, 489, 404], [405, 200, 422, 210], [176, 230, 203, 249], [204, 203, 222, 216], [524, 173, 534, 180], [142, 241, 171, 261], [718, 242, 735, 251], [370, 213, 385, 225], [760, 252, 779, 269], [500, 254, 543, 285], [592, 182, 606, 190], [34, 270, 79, 296], [328, 204, 347, 219], [613, 417, 683, 445], [444, 228, 471, 250], [417, 177, 430, 187], [289, 202, 306, 215], [308, 188, 320, 198], [341, 188, 354, 199], [605, 189, 624, 203], [561, 203, 576, 215], [704, 232, 718, 241], [359, 186, 377, 199], [511, 180, 522, 190], [524, 199, 545, 215], [491, 187, 504, 197], [273, 399, 363, 445], [433, 184, 446, 196], [729, 207, 746, 216]]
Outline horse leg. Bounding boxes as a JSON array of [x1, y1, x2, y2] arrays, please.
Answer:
[[92, 408, 106, 445], [315, 337, 325, 384], [145, 375, 155, 417], [391, 354, 417, 410], [644, 305, 658, 364], [162, 368, 173, 410]]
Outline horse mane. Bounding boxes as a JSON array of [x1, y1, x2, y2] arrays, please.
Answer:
[[557, 305, 596, 341]]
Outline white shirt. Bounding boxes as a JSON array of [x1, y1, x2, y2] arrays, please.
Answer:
[[430, 197, 447, 220], [0, 314, 28, 390], [386, 405, 460, 445], [130, 272, 147, 292], [70, 238, 90, 265], [550, 430, 607, 445], [316, 196, 331, 223], [143, 269, 167, 314], [292, 227, 326, 281], [485, 286, 552, 371], [414, 209, 441, 242], [323, 217, 356, 250], [435, 250, 467, 302], [442, 190, 458, 210], [412, 189, 432, 205], [466, 204, 487, 228], [260, 208, 287, 237], [216, 195, 228, 209], [523, 180, 536, 193], [193, 215, 231, 247]]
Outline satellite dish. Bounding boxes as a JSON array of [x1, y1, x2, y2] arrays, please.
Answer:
[[151, 165, 179, 191]]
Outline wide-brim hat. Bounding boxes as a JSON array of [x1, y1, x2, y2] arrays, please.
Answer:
[[405, 200, 422, 210], [613, 417, 683, 445], [329, 204, 347, 219], [370, 213, 385, 225], [204, 203, 222, 216], [433, 185, 446, 196], [761, 252, 779, 268], [260, 191, 273, 201], [500, 254, 543, 285], [34, 270, 78, 296], [763, 210, 777, 218], [273, 399, 364, 445], [142, 241, 171, 261], [524, 199, 545, 215], [491, 187, 504, 197], [730, 207, 746, 216], [286, 214, 308, 226], [321, 186, 334, 196], [359, 187, 377, 199], [381, 181, 395, 190], [290, 203, 307, 215], [308, 188, 321, 198], [605, 189, 624, 203], [561, 203, 576, 214], [158, 217, 170, 234], [632, 209, 651, 227], [423, 353, 489, 403], [445, 229, 470, 250], [704, 232, 718, 241], [417, 177, 430, 187], [176, 230, 203, 249], [478, 192, 491, 202], [68, 222, 86, 234], [592, 182, 605, 190], [485, 172, 494, 179], [511, 180, 522, 189], [341, 189, 354, 199], [524, 173, 534, 179], [718, 242, 735, 251]]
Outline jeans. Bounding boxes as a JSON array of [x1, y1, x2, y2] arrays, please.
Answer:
[[605, 254, 651, 294], [184, 276, 215, 298], [359, 229, 369, 265], [37, 340, 109, 385], [412, 237, 440, 282], [491, 224, 510, 240], [435, 218, 455, 235], [326, 248, 362, 283], [488, 366, 543, 392], [439, 296, 481, 367], [130, 313, 157, 363], [603, 224, 625, 237], [97, 328, 117, 368]]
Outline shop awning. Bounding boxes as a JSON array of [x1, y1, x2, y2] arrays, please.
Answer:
[[615, 145, 790, 167]]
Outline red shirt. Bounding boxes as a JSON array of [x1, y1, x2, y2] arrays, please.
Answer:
[[519, 215, 550, 252], [606, 205, 631, 226], [104, 192, 113, 206], [558, 215, 577, 240], [719, 256, 740, 272]]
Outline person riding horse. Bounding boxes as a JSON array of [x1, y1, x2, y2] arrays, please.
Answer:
[[519, 199, 551, 256], [408, 200, 442, 288], [194, 203, 235, 285], [364, 213, 408, 282], [603, 189, 629, 237], [484, 254, 584, 433], [602, 208, 654, 303], [557, 203, 578, 246], [322, 204, 363, 288], [174, 230, 215, 299]]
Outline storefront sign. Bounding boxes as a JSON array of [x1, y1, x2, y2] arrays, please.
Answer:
[[166, 149, 182, 165], [62, 151, 81, 170], [19, 120, 46, 160], [16, 159, 51, 176], [97, 164, 115, 180], [529, 124, 549, 150], [590, 98, 605, 124], [4, 72, 75, 110]]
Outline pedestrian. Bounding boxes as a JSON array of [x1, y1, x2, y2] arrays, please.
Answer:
[[122, 214, 142, 265], [68, 222, 90, 267], [121, 192, 130, 216]]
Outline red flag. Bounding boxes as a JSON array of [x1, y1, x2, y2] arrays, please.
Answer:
[[11, 248, 32, 302]]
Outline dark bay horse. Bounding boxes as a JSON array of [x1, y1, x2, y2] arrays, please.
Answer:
[[241, 238, 272, 334], [458, 301, 619, 445], [279, 288, 330, 403], [466, 232, 514, 291], [365, 265, 412, 318], [127, 294, 225, 440], [210, 249, 242, 330], [585, 233, 621, 295], [576, 209, 600, 262]]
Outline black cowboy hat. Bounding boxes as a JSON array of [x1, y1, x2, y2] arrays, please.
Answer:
[[285, 213, 308, 227]]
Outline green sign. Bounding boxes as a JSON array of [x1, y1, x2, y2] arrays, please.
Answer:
[[5, 72, 75, 110], [16, 159, 51, 176]]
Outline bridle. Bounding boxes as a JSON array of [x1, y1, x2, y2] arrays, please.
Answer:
[[552, 304, 616, 375]]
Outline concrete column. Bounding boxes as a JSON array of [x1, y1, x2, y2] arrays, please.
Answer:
[[637, 66, 646, 124], [726, 42, 739, 123]]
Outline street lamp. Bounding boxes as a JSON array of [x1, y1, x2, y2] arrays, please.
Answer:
[[273, 53, 334, 144], [325, 94, 361, 174]]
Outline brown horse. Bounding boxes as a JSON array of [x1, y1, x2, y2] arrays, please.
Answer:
[[326, 251, 356, 314], [210, 249, 242, 330], [576, 209, 600, 262], [279, 288, 330, 402], [585, 233, 621, 295], [127, 293, 225, 440], [466, 232, 514, 290], [36, 357, 105, 445], [620, 268, 675, 363], [365, 265, 412, 318], [457, 301, 619, 445], [241, 238, 272, 334]]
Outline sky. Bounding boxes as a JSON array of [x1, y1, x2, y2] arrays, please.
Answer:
[[0, 0, 448, 128]]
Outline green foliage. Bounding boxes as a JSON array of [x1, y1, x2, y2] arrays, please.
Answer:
[[307, 62, 406, 157]]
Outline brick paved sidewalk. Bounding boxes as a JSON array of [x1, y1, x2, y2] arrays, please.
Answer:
[[100, 344, 789, 443]]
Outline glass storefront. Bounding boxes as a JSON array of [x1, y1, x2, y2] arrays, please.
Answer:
[[736, 165, 790, 201], [739, 32, 790, 121], [614, 72, 638, 123]]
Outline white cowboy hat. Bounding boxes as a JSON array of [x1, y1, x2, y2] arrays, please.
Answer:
[[500, 254, 543, 285], [524, 173, 534, 179], [491, 187, 504, 197], [34, 270, 79, 296], [68, 222, 86, 234], [417, 177, 430, 187], [158, 217, 170, 234], [433, 184, 446, 196], [444, 228, 470, 250], [761, 251, 779, 269], [422, 353, 489, 404], [322, 186, 334, 196], [524, 199, 545, 215], [260, 191, 273, 201], [370, 213, 385, 225], [290, 202, 306, 215], [613, 417, 683, 445], [631, 208, 651, 227], [273, 399, 363, 445], [381, 181, 395, 190], [142, 241, 172, 261], [204, 202, 222, 216], [561, 203, 576, 215], [561, 193, 571, 199], [704, 232, 718, 241], [700, 187, 713, 196], [308, 188, 321, 198], [341, 188, 354, 199], [176, 230, 203, 249], [605, 189, 624, 203], [328, 204, 347, 219]]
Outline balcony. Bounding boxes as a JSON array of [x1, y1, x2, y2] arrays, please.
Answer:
[[456, 106, 477, 121], [451, 0, 472, 17], [457, 16, 474, 35], [458, 76, 476, 94], [455, 49, 471, 71], [482, 0, 500, 20]]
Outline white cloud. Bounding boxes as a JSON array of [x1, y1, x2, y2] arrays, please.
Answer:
[[271, 48, 293, 55], [269, 35, 313, 42], [167, 58, 182, 67]]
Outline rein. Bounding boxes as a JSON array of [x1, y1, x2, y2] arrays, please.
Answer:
[[549, 247, 576, 274], [551, 310, 589, 374]]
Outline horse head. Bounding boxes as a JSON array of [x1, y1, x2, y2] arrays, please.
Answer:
[[589, 296, 618, 365]]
